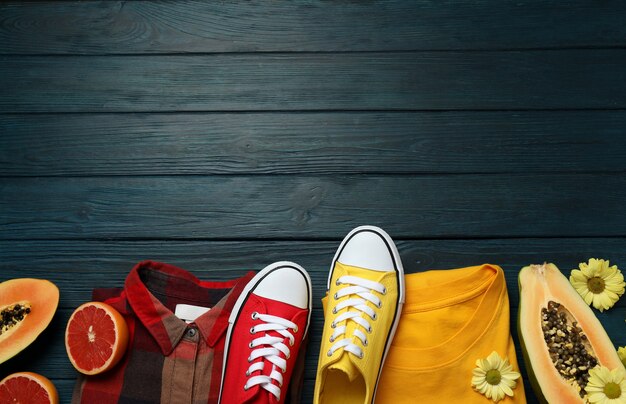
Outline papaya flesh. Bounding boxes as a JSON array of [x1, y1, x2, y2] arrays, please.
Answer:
[[0, 278, 59, 364], [518, 263, 625, 403]]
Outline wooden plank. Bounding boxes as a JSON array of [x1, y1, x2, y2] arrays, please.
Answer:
[[2, 238, 623, 404], [3, 112, 626, 176], [2, 174, 626, 240], [1, 1, 625, 54], [2, 51, 626, 112], [3, 238, 626, 310]]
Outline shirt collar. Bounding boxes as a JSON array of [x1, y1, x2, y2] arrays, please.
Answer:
[[124, 260, 254, 355]]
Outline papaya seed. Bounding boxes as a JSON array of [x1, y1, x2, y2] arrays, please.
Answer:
[[541, 300, 597, 396], [0, 303, 31, 335]]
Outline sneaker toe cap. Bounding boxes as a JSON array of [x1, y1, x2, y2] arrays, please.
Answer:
[[337, 228, 395, 271], [253, 264, 310, 309]]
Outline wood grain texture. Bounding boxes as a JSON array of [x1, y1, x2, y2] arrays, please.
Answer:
[[2, 51, 626, 112], [2, 238, 625, 404], [2, 174, 626, 240], [1, 1, 625, 54], [3, 112, 626, 176], [3, 238, 626, 311]]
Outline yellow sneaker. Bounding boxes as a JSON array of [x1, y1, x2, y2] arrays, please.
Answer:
[[314, 226, 405, 404]]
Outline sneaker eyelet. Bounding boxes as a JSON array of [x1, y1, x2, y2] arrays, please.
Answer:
[[247, 356, 252, 363], [329, 336, 335, 342], [363, 339, 368, 346], [382, 287, 387, 295], [333, 292, 339, 300], [293, 325, 298, 333], [245, 370, 250, 376], [289, 339, 294, 347], [251, 311, 258, 320], [248, 342, 253, 348], [332, 307, 337, 314], [335, 279, 341, 286], [367, 326, 372, 333], [331, 322, 336, 329], [244, 384, 250, 391], [358, 352, 364, 359], [327, 350, 333, 357], [250, 327, 255, 334], [377, 301, 382, 308], [372, 313, 377, 320]]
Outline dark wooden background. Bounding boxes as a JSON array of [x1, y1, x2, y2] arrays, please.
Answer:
[[1, 2, 625, 403]]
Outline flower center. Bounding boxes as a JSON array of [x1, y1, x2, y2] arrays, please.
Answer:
[[486, 369, 501, 385], [587, 276, 605, 294], [604, 382, 621, 399]]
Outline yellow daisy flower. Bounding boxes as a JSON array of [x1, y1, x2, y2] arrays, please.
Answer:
[[569, 258, 625, 312], [471, 351, 521, 402], [619, 347, 626, 368], [585, 365, 626, 403]]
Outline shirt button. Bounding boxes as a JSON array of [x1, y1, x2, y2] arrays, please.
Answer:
[[186, 327, 197, 338]]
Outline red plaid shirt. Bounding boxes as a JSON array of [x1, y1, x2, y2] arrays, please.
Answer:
[[72, 260, 254, 404]]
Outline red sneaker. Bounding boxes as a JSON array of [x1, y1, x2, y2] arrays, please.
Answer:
[[219, 261, 312, 404]]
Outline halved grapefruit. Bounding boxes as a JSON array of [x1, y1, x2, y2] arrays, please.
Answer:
[[0, 371, 59, 404], [65, 301, 129, 375]]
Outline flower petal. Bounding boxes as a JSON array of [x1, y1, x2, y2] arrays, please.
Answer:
[[570, 270, 587, 283], [581, 264, 595, 278], [473, 368, 486, 377], [609, 367, 626, 383], [500, 377, 517, 389], [492, 386, 505, 402], [587, 392, 606, 403], [500, 383, 514, 397], [475, 380, 488, 392], [484, 384, 493, 399], [472, 376, 485, 385], [585, 384, 603, 392], [618, 379, 626, 394], [486, 352, 501, 369], [597, 365, 613, 381]]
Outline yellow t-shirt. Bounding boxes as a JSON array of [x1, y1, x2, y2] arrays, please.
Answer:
[[376, 264, 526, 403]]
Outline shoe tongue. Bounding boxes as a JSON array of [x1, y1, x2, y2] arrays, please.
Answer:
[[328, 353, 360, 382]]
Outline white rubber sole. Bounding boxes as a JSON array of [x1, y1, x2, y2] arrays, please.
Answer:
[[218, 261, 313, 404], [327, 225, 405, 404]]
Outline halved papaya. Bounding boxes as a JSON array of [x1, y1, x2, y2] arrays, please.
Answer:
[[0, 278, 59, 364], [518, 263, 625, 403]]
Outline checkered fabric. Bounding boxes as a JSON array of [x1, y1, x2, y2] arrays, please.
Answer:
[[71, 260, 254, 404]]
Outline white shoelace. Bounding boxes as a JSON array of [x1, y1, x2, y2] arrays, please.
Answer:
[[244, 312, 298, 401], [326, 275, 386, 359]]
